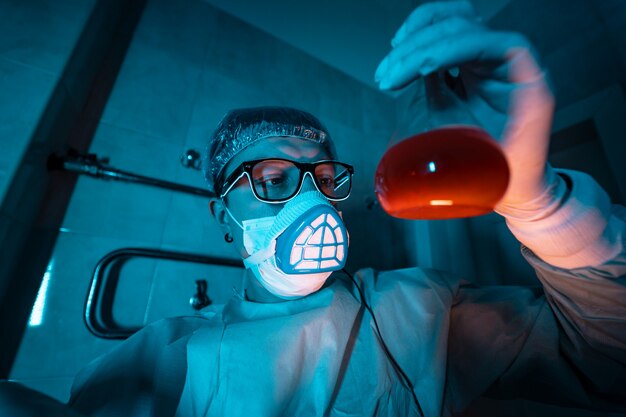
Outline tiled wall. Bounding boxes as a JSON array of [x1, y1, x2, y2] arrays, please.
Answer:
[[0, 0, 106, 393], [7, 0, 405, 402], [0, 0, 97, 299]]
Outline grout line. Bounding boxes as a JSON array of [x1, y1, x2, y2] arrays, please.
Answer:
[[142, 61, 208, 323], [0, 55, 59, 78], [95, 120, 183, 146]]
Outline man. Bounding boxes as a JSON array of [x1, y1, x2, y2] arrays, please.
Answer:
[[66, 1, 626, 416]]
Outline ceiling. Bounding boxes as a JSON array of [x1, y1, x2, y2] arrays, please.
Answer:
[[202, 0, 513, 89]]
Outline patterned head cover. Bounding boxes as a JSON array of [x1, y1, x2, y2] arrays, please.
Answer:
[[204, 106, 337, 195]]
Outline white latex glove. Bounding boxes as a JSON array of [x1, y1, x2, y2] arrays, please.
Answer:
[[375, 0, 557, 215], [375, 1, 625, 269]]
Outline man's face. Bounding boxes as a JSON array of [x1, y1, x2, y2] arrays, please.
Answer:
[[211, 136, 335, 259]]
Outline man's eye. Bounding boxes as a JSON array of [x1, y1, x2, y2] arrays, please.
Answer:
[[255, 176, 286, 187], [266, 177, 284, 186], [318, 176, 335, 187]]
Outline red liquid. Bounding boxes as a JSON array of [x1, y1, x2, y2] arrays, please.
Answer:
[[375, 126, 510, 220]]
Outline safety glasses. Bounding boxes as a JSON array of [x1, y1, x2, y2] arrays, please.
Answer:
[[218, 158, 354, 204]]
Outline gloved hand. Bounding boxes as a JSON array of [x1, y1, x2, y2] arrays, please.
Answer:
[[375, 0, 561, 217]]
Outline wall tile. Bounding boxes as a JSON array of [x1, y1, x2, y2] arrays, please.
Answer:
[[545, 27, 622, 108], [204, 6, 333, 117], [205, 10, 281, 89], [135, 0, 216, 66], [307, 121, 366, 213], [0, 0, 97, 75], [60, 0, 129, 112], [159, 191, 233, 257], [595, 1, 626, 74], [321, 122, 386, 198], [90, 122, 183, 179], [61, 176, 172, 243], [184, 73, 280, 170], [0, 62, 72, 221], [489, 0, 600, 56], [99, 38, 203, 143], [0, 57, 57, 127], [0, 162, 39, 224], [249, 37, 324, 114], [61, 123, 179, 242], [143, 259, 244, 324], [0, 215, 26, 299], [0, 172, 7, 208], [9, 231, 152, 380], [360, 86, 397, 135], [318, 72, 364, 133], [1, 83, 79, 226], [0, 122, 35, 205]]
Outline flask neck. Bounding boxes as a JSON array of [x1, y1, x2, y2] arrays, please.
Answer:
[[423, 72, 475, 130]]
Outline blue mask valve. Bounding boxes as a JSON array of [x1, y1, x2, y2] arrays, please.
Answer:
[[275, 205, 348, 274]]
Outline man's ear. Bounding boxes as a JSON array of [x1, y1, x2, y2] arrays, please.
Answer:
[[209, 198, 231, 235]]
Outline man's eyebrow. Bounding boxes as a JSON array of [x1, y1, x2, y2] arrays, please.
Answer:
[[250, 152, 330, 162]]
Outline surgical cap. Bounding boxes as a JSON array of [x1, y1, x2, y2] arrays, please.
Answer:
[[204, 106, 337, 195]]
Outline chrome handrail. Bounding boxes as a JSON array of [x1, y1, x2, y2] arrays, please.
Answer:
[[84, 247, 243, 339]]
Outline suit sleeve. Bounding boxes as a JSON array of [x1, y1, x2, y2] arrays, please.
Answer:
[[444, 171, 626, 414], [68, 316, 206, 417]]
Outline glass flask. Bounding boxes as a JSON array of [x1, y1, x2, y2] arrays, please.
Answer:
[[374, 71, 510, 220]]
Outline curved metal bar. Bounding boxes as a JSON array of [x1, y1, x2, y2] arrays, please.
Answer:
[[84, 247, 244, 339]]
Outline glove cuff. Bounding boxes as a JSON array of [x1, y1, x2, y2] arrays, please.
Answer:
[[494, 164, 568, 222], [496, 168, 624, 269]]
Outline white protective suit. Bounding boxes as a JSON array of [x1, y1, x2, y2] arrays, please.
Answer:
[[68, 169, 626, 417]]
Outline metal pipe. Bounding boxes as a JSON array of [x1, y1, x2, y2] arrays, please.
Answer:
[[48, 150, 215, 198], [99, 166, 213, 197]]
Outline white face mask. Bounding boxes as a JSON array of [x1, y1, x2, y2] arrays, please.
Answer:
[[224, 191, 349, 300]]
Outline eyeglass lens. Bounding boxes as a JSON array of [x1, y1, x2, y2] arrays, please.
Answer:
[[250, 160, 351, 201]]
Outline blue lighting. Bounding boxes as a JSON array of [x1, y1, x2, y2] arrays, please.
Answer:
[[29, 261, 53, 327], [428, 162, 436, 173]]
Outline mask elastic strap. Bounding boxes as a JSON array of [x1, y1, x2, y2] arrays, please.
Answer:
[[222, 200, 276, 269], [243, 240, 276, 269], [222, 199, 244, 230]]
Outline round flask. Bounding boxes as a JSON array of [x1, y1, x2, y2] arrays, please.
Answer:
[[375, 72, 510, 220]]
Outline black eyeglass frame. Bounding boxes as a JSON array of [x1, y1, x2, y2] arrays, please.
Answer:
[[217, 158, 355, 204]]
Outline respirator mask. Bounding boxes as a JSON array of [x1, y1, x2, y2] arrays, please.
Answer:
[[225, 191, 349, 299]]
